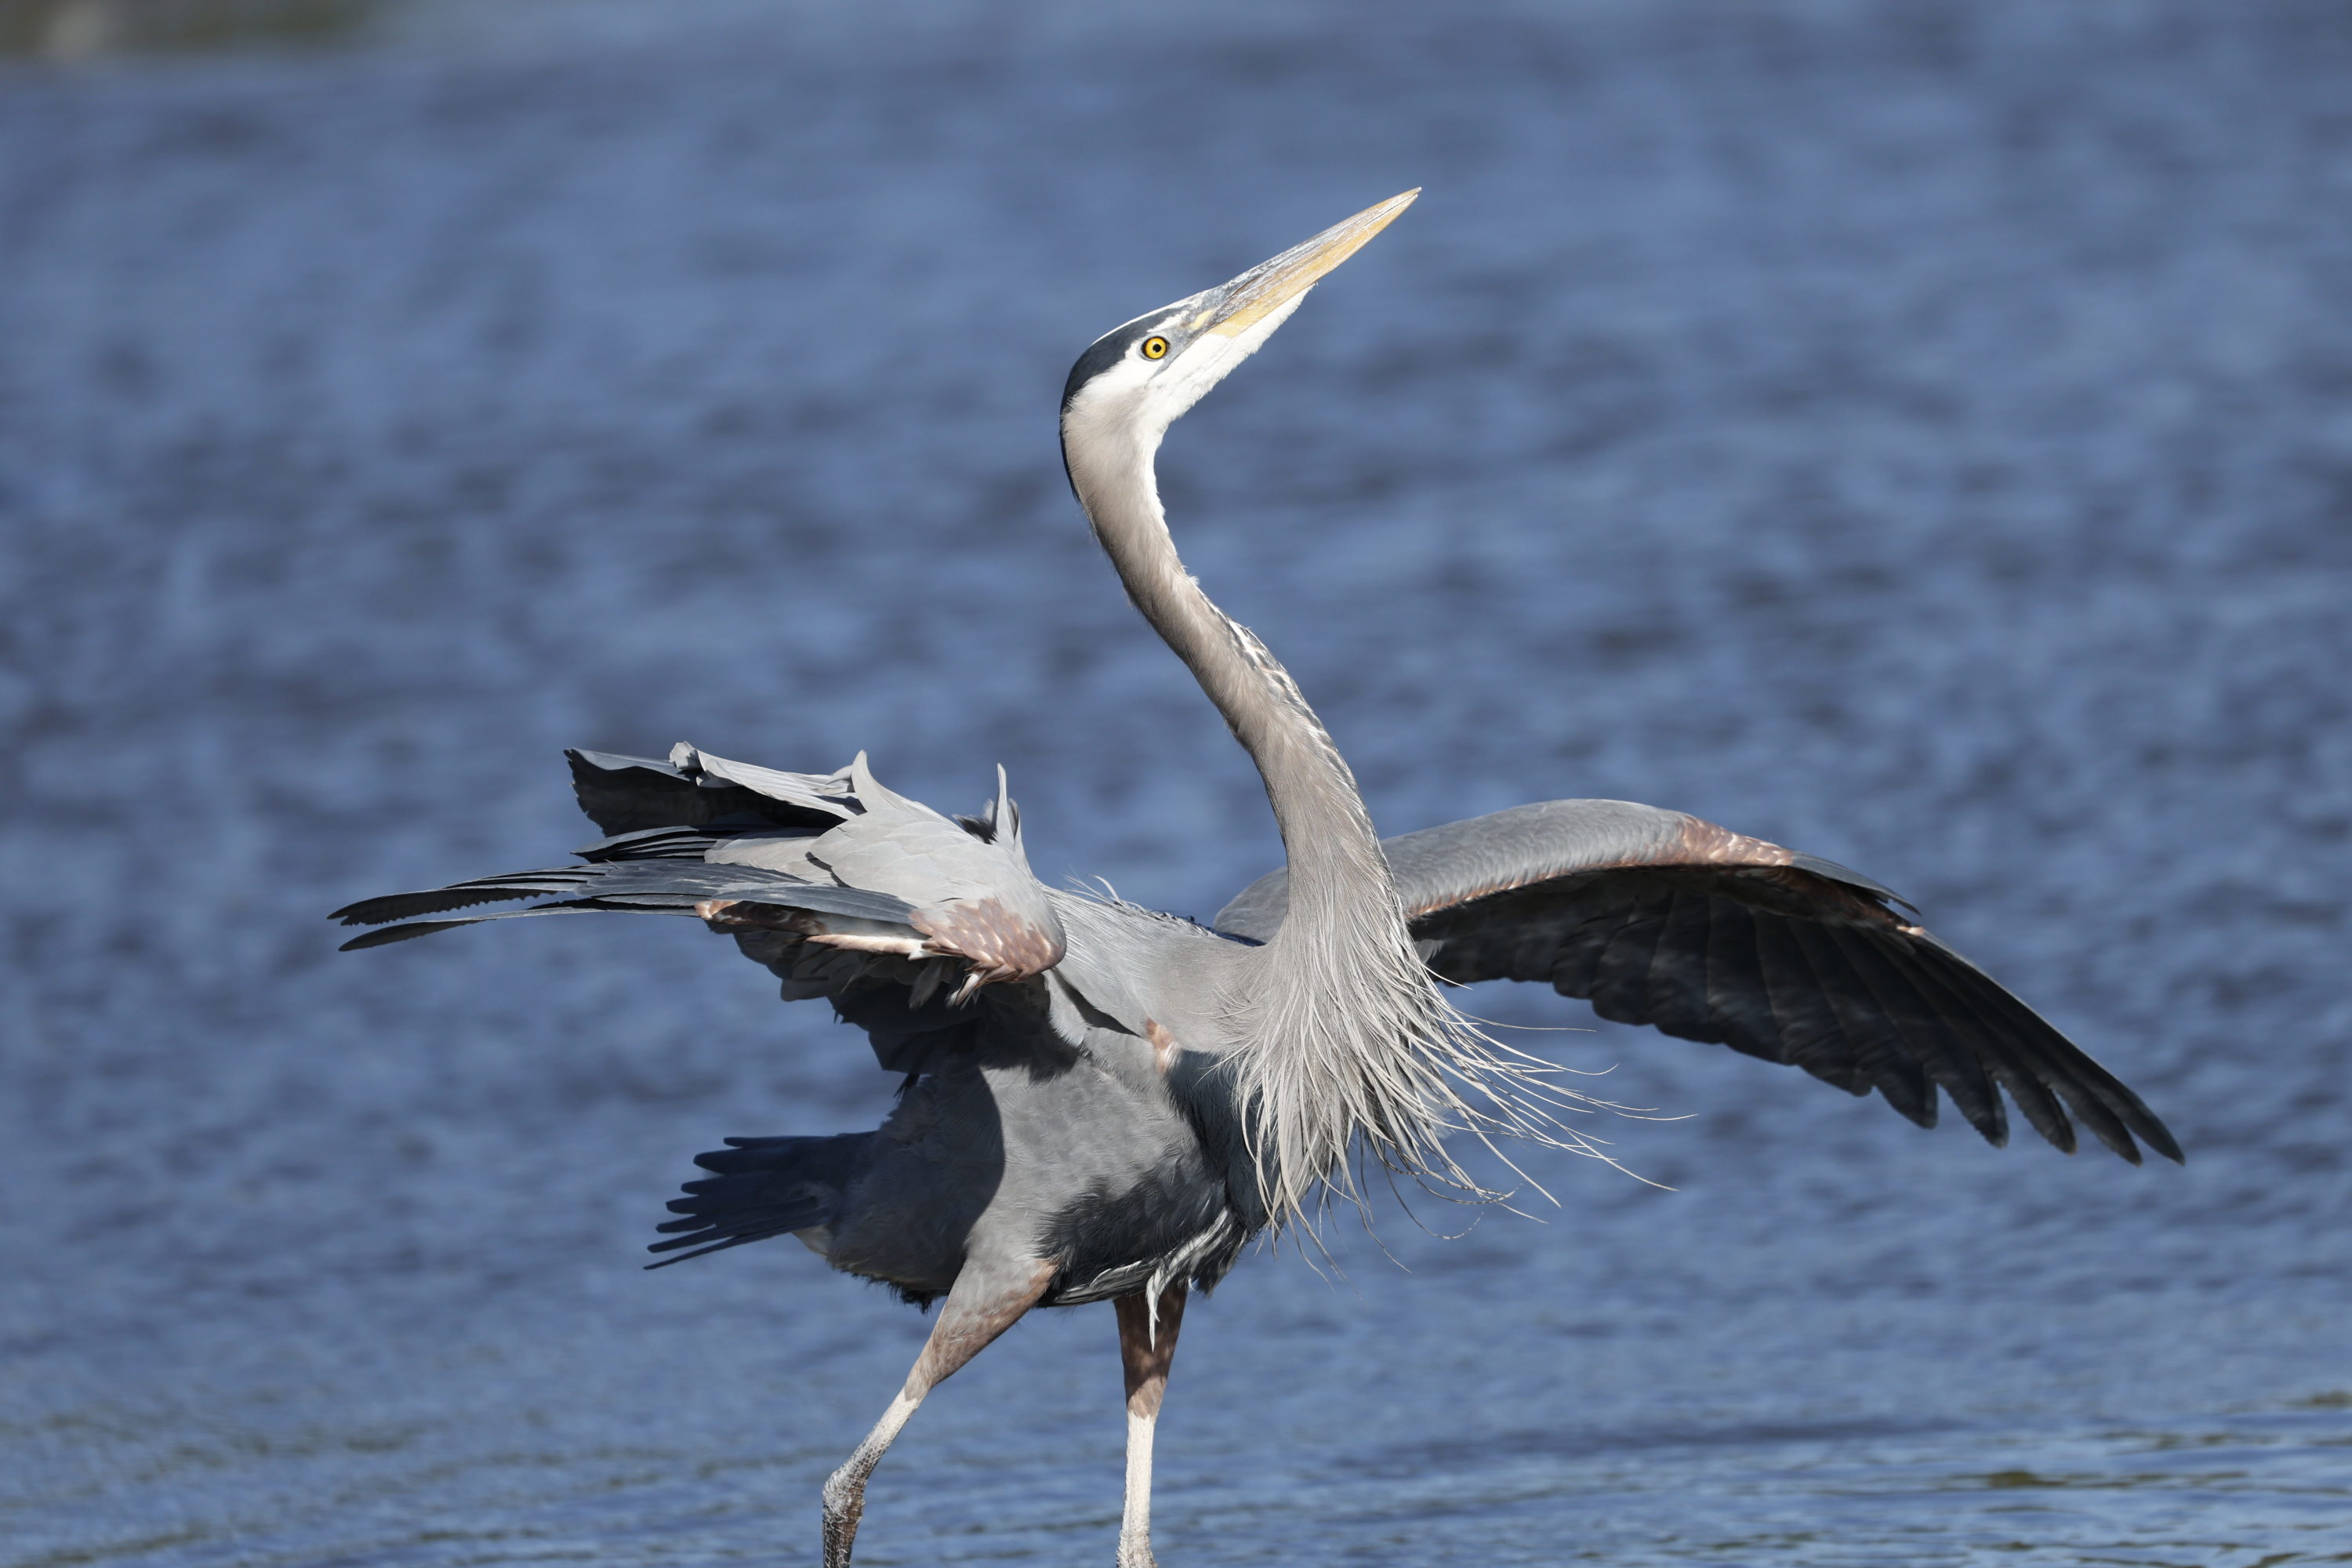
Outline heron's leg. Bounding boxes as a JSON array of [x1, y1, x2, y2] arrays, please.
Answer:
[[1112, 1282, 1189, 1568], [822, 1257, 1056, 1568]]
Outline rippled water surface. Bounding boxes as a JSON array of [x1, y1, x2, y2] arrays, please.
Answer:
[[4, 3, 2349, 1563]]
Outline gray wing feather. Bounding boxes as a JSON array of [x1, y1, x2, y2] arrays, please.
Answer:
[[336, 748, 1069, 1080], [331, 860, 916, 949], [1213, 798, 2180, 1167], [1214, 798, 1903, 938]]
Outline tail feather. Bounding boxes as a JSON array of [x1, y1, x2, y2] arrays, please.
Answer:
[[645, 1133, 867, 1269]]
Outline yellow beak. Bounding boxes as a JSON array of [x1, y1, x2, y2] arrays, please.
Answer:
[[1202, 190, 1419, 338]]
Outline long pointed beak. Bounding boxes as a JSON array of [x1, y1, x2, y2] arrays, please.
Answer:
[[1200, 190, 1418, 338]]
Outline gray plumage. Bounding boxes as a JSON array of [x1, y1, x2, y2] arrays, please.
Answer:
[[333, 192, 2177, 1568]]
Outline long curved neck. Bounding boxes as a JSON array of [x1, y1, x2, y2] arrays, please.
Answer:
[[1061, 390, 1552, 1235], [1065, 416, 1398, 943]]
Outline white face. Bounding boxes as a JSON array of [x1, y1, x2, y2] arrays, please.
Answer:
[[1062, 290, 1311, 448]]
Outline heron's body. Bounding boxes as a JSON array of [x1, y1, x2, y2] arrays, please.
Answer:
[[701, 890, 1264, 1312], [336, 194, 2177, 1566]]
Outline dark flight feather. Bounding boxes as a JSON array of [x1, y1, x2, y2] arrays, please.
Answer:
[[567, 749, 847, 837], [1215, 798, 2180, 1164], [332, 858, 916, 949]]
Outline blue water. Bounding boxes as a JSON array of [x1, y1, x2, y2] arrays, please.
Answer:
[[3, 3, 2348, 1564]]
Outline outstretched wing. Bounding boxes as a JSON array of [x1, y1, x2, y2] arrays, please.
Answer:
[[1214, 799, 2180, 1166], [335, 746, 1065, 1004]]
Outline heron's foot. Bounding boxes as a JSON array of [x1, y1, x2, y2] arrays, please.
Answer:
[[821, 1462, 872, 1568]]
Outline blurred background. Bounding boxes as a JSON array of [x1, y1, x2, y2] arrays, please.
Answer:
[[3, 2, 2348, 1564]]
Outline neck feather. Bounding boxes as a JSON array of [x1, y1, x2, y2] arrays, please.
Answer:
[[1064, 418, 1395, 932], [1064, 402, 1564, 1230]]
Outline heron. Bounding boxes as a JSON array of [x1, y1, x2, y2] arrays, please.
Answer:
[[333, 191, 2180, 1567]]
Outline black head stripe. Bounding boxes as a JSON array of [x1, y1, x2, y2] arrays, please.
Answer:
[[1062, 312, 1181, 410]]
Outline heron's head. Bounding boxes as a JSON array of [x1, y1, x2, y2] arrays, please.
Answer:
[[1060, 190, 1417, 456]]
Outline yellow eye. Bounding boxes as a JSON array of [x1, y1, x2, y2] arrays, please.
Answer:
[[1141, 336, 1169, 360]]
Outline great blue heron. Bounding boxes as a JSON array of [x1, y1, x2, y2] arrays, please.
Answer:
[[334, 191, 2179, 1567]]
